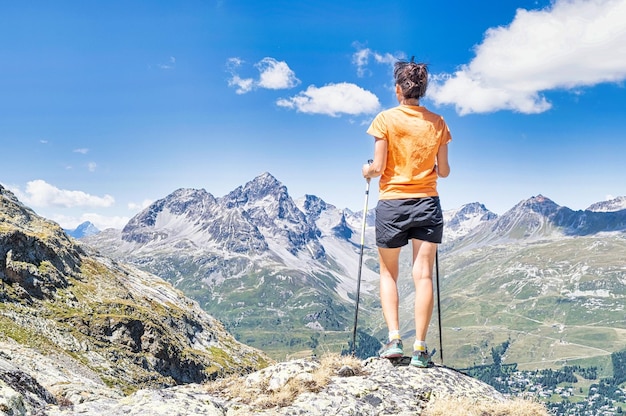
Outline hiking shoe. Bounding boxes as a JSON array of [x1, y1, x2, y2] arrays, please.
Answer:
[[379, 339, 403, 358], [410, 349, 432, 368]]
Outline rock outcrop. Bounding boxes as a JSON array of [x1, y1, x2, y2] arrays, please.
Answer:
[[30, 355, 546, 416], [0, 184, 270, 415]]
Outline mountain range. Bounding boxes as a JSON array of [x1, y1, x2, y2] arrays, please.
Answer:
[[0, 181, 539, 415], [82, 172, 626, 370], [84, 173, 382, 358], [424, 194, 625, 370]]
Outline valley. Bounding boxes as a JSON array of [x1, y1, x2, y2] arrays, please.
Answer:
[[80, 174, 626, 375]]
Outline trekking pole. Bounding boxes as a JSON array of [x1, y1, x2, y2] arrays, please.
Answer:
[[435, 248, 444, 364], [351, 160, 372, 356]]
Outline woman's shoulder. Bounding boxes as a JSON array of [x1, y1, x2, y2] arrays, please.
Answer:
[[417, 106, 447, 122]]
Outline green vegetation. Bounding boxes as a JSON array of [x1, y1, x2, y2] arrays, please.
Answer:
[[463, 342, 626, 415], [423, 236, 626, 370], [145, 260, 361, 360]]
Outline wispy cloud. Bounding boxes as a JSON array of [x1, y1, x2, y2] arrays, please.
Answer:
[[73, 148, 89, 154], [11, 180, 114, 208], [276, 82, 380, 117], [40, 140, 48, 144], [157, 56, 176, 70], [429, 0, 626, 115], [87, 162, 97, 172], [352, 45, 400, 77], [226, 57, 300, 94], [128, 199, 153, 211], [52, 213, 129, 230]]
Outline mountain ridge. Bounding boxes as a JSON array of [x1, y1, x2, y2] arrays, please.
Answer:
[[82, 173, 625, 367], [84, 173, 384, 358]]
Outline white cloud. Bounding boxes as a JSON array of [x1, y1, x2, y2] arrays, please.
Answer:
[[227, 57, 243, 67], [128, 199, 153, 211], [14, 180, 114, 208], [429, 0, 626, 115], [228, 74, 255, 95], [226, 57, 300, 94], [87, 162, 97, 172], [276, 82, 380, 117], [74, 148, 89, 154], [53, 213, 129, 231], [352, 46, 401, 77], [256, 57, 300, 89]]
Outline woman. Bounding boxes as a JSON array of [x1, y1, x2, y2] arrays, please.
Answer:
[[362, 59, 451, 367]]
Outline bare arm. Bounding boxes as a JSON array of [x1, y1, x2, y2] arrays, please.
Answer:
[[436, 142, 450, 178], [362, 137, 387, 179]]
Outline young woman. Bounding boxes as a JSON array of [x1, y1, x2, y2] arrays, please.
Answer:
[[362, 59, 451, 367]]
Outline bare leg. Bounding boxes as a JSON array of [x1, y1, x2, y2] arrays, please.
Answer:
[[378, 247, 402, 333], [411, 240, 437, 342]]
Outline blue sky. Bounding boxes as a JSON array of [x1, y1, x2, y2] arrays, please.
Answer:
[[1, 0, 625, 230]]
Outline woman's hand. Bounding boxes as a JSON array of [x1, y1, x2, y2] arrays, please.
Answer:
[[362, 163, 372, 179]]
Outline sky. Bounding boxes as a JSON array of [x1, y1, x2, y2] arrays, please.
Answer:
[[1, 0, 625, 230]]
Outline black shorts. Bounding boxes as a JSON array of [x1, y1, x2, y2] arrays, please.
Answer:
[[375, 197, 444, 248]]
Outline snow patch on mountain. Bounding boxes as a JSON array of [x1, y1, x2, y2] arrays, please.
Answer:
[[443, 202, 497, 241]]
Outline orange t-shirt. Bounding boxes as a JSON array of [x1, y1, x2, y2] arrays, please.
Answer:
[[367, 105, 451, 200]]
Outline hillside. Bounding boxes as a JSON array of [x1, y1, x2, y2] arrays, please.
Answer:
[[0, 183, 270, 410], [403, 195, 626, 369]]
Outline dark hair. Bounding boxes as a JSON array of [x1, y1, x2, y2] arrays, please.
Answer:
[[393, 58, 428, 100]]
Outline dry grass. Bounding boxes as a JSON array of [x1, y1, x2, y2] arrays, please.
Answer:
[[204, 353, 364, 409], [205, 354, 550, 414], [423, 396, 549, 416]]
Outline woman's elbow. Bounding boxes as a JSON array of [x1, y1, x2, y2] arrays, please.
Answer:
[[438, 166, 450, 178]]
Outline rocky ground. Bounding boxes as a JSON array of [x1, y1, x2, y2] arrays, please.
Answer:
[[2, 350, 548, 416]]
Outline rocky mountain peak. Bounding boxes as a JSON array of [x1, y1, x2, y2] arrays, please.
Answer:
[[515, 194, 560, 215], [477, 195, 564, 242], [299, 194, 330, 222], [449, 193, 626, 250], [250, 171, 282, 190], [586, 195, 626, 212], [65, 221, 100, 238], [217, 174, 324, 258], [121, 188, 217, 244], [163, 187, 216, 216], [113, 173, 326, 260], [225, 172, 285, 208], [444, 202, 497, 241]]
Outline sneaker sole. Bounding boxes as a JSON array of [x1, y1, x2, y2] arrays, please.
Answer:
[[410, 361, 429, 367], [380, 348, 404, 358], [381, 353, 403, 358]]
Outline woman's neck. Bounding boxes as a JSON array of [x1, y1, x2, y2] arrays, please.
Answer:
[[400, 98, 420, 106]]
